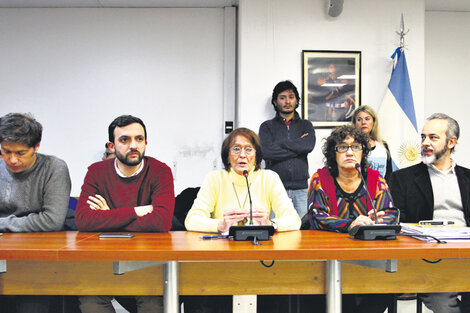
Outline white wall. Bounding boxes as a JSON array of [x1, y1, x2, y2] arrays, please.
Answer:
[[0, 8, 232, 195], [3, 3, 464, 200], [425, 11, 470, 168], [237, 0, 425, 174]]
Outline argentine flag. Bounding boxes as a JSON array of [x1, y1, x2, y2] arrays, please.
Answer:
[[378, 47, 421, 170]]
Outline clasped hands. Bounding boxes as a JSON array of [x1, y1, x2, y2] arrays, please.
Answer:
[[217, 208, 270, 233], [348, 210, 385, 231], [87, 194, 153, 217]]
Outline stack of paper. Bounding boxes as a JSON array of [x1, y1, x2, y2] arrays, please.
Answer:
[[401, 223, 470, 242]]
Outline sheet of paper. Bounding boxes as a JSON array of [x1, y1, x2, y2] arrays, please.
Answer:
[[401, 223, 470, 242]]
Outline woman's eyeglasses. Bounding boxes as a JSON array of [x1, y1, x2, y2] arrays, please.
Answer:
[[231, 146, 255, 155], [335, 144, 363, 153]]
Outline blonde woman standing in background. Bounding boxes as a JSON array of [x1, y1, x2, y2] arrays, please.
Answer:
[[352, 105, 393, 181]]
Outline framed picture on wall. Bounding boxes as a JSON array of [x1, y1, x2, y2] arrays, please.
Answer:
[[302, 50, 361, 127]]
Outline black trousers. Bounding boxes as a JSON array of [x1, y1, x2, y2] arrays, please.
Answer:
[[298, 294, 393, 313], [0, 295, 81, 313], [0, 295, 52, 313], [182, 295, 291, 313], [182, 294, 393, 313]]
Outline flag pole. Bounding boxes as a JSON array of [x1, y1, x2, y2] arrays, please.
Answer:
[[396, 13, 409, 51], [377, 13, 420, 170]]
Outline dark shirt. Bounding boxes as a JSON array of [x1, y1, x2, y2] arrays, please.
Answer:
[[259, 111, 316, 190]]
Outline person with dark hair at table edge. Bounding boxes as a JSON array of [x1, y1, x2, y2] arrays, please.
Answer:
[[302, 125, 397, 313], [389, 113, 470, 313], [0, 112, 71, 313], [102, 142, 115, 160], [76, 115, 175, 313]]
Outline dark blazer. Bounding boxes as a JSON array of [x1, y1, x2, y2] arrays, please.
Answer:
[[389, 162, 470, 225]]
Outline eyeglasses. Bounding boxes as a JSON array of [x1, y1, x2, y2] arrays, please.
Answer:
[[335, 144, 363, 153], [231, 146, 255, 156]]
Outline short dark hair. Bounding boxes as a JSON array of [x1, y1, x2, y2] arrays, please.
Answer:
[[108, 115, 147, 143], [323, 125, 370, 177], [0, 113, 42, 147], [271, 80, 300, 112], [221, 128, 263, 172]]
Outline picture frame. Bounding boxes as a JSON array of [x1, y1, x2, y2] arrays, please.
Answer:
[[302, 50, 361, 127]]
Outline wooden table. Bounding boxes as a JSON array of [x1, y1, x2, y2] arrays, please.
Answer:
[[1, 230, 470, 313]]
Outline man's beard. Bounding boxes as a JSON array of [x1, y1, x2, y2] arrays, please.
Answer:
[[421, 145, 447, 165], [277, 103, 298, 115], [116, 149, 144, 166]]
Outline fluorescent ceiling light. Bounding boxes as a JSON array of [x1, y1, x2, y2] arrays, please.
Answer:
[[321, 83, 346, 87], [337, 75, 357, 79]]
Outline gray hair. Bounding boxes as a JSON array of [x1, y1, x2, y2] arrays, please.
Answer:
[[426, 113, 459, 152]]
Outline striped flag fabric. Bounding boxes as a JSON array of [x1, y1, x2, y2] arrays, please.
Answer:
[[377, 47, 421, 170]]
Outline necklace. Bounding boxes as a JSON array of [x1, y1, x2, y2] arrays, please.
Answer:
[[232, 182, 249, 210]]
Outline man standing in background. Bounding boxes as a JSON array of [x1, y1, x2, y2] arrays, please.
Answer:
[[0, 112, 71, 313], [259, 81, 316, 218]]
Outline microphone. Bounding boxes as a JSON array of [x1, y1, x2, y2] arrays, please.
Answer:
[[355, 164, 378, 224], [382, 179, 401, 224], [348, 163, 401, 240], [228, 170, 275, 244], [243, 170, 253, 225]]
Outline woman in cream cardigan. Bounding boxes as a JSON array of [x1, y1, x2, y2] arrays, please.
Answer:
[[185, 127, 300, 233], [184, 127, 300, 313]]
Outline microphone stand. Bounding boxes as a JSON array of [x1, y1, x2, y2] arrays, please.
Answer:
[[245, 171, 253, 225], [348, 164, 401, 240], [229, 170, 275, 245]]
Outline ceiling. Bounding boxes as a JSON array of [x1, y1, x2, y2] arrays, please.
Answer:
[[0, 0, 238, 8], [426, 0, 470, 12], [0, 0, 468, 11]]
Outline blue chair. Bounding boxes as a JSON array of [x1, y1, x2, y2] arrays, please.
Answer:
[[64, 197, 78, 230]]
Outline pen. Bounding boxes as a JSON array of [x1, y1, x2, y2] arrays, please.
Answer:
[[201, 235, 229, 240], [419, 220, 455, 226]]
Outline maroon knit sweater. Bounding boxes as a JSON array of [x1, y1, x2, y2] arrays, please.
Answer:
[[76, 157, 174, 232]]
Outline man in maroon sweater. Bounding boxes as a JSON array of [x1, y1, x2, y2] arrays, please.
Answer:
[[76, 115, 174, 313]]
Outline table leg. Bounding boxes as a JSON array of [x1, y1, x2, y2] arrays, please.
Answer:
[[326, 260, 341, 313], [164, 261, 179, 313]]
